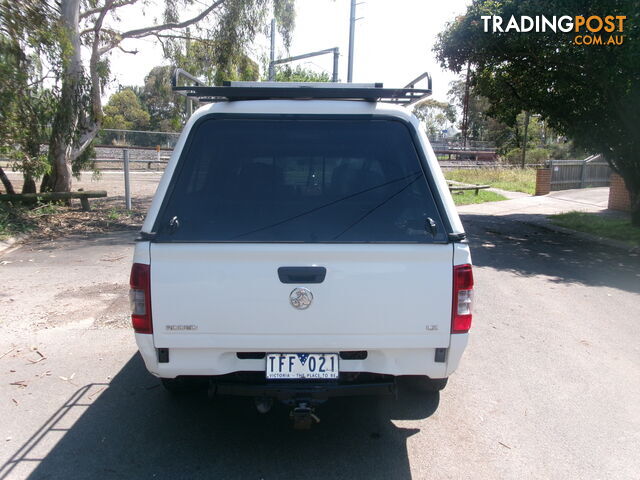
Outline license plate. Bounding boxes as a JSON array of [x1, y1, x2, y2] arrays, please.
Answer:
[[266, 353, 339, 379]]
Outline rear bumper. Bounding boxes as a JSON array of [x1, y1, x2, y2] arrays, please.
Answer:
[[213, 373, 396, 403], [135, 333, 469, 379]]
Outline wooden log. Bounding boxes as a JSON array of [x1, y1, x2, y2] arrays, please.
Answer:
[[0, 191, 106, 200], [0, 191, 107, 211]]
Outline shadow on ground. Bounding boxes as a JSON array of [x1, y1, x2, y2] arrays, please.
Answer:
[[1, 354, 439, 480], [463, 213, 640, 294]]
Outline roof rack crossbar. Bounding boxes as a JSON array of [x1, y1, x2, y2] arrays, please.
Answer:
[[172, 84, 431, 105]]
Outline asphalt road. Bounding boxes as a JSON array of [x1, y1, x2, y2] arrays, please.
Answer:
[[0, 214, 639, 479]]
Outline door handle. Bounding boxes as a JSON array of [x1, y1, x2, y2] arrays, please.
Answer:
[[278, 266, 327, 284]]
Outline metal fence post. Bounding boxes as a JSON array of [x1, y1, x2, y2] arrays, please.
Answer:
[[123, 149, 131, 210], [580, 159, 588, 189]]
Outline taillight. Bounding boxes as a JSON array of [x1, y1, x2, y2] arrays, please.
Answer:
[[129, 263, 152, 334], [452, 264, 474, 333]]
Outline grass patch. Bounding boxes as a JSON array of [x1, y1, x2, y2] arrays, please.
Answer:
[[451, 189, 507, 206], [549, 211, 640, 247], [445, 168, 536, 194]]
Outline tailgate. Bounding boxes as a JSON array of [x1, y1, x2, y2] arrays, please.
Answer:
[[150, 243, 453, 349]]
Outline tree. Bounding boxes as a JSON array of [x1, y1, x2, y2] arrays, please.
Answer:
[[39, 0, 295, 194], [413, 99, 456, 140], [103, 88, 150, 130], [164, 37, 261, 87], [435, 0, 640, 224], [273, 64, 330, 82], [0, 1, 59, 194], [447, 79, 491, 142], [139, 66, 184, 132]]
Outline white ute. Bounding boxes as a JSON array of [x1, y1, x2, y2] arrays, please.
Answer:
[[130, 81, 474, 427]]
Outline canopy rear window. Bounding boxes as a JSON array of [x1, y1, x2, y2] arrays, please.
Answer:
[[154, 117, 447, 243]]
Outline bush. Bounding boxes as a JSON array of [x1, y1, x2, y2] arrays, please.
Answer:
[[547, 142, 589, 160], [503, 147, 549, 165]]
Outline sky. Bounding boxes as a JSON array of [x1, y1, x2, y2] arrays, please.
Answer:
[[107, 0, 470, 103]]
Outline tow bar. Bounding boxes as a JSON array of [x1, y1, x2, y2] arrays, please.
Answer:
[[255, 396, 321, 429], [290, 402, 320, 430]]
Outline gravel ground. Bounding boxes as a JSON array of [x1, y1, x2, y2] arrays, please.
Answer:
[[0, 171, 638, 479], [0, 209, 639, 479]]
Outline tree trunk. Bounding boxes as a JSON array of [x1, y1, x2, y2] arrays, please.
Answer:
[[0, 166, 16, 195], [612, 163, 640, 227], [22, 174, 37, 194], [43, 0, 82, 194]]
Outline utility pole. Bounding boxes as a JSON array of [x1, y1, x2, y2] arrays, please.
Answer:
[[269, 18, 276, 81], [520, 111, 530, 168], [186, 27, 192, 117], [461, 62, 471, 149], [347, 0, 359, 82]]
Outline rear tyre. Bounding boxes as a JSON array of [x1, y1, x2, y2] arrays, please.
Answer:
[[160, 377, 207, 394], [400, 376, 448, 393]]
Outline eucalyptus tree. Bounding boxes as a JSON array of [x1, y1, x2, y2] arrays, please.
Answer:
[[435, 0, 639, 224], [43, 0, 295, 193], [0, 1, 59, 194]]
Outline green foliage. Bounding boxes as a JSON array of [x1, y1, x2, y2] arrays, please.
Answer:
[[274, 65, 330, 82], [445, 79, 560, 155], [447, 78, 492, 140], [2, 0, 297, 195], [0, 203, 36, 239], [550, 211, 640, 247], [547, 141, 589, 160], [103, 89, 151, 131], [0, 1, 61, 192], [162, 0, 294, 86], [504, 147, 549, 165], [435, 0, 640, 223], [445, 168, 536, 194], [165, 37, 261, 87], [71, 143, 96, 178], [413, 99, 456, 139], [140, 66, 184, 132], [273, 0, 296, 48]]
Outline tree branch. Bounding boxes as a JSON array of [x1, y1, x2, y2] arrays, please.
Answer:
[[81, 26, 118, 37], [80, 0, 138, 19], [96, 0, 226, 56], [81, 0, 113, 141], [71, 124, 100, 162], [117, 45, 139, 55], [153, 33, 214, 42], [120, 0, 225, 40]]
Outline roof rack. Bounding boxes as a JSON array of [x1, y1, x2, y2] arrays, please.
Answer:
[[172, 72, 432, 106]]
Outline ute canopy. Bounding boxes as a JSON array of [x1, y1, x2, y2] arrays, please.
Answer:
[[153, 116, 448, 243]]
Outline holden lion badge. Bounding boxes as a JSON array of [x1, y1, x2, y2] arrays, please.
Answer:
[[289, 287, 313, 310]]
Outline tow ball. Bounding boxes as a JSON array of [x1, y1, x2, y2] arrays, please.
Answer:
[[289, 402, 320, 430]]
